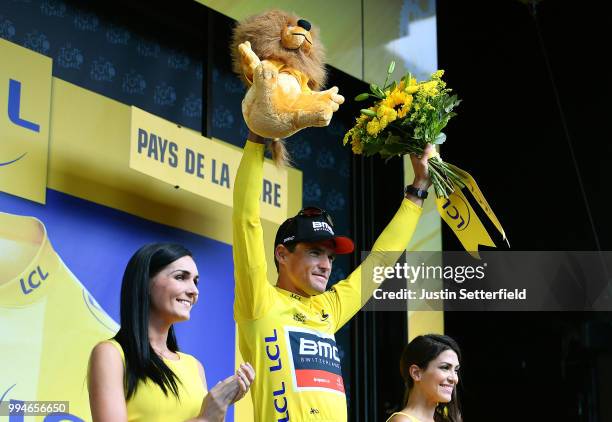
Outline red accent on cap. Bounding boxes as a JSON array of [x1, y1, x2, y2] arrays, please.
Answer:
[[333, 236, 354, 254]]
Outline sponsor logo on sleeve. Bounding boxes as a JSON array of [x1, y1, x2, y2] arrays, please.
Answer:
[[320, 309, 329, 321], [264, 329, 290, 422]]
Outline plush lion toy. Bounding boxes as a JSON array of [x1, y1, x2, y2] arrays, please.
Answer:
[[231, 10, 345, 165]]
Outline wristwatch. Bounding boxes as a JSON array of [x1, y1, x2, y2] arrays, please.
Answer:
[[405, 184, 429, 199]]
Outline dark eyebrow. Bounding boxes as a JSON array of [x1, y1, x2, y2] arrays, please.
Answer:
[[170, 269, 198, 278], [440, 361, 459, 367]]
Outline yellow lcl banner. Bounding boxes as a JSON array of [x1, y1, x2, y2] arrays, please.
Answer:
[[130, 106, 289, 224], [0, 39, 52, 204], [436, 163, 508, 258]]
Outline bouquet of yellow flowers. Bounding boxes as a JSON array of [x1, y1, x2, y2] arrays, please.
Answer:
[[343, 62, 462, 198]]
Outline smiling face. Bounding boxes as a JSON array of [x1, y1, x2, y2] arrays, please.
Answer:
[[411, 349, 460, 404], [281, 24, 313, 53], [149, 255, 199, 324], [277, 240, 336, 296]]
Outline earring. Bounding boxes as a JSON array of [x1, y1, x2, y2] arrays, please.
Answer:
[[436, 404, 449, 419]]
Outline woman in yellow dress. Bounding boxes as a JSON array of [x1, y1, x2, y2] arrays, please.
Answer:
[[88, 243, 254, 422], [387, 334, 462, 422]]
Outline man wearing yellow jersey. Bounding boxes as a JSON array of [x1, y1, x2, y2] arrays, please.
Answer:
[[232, 130, 432, 421], [0, 211, 118, 421]]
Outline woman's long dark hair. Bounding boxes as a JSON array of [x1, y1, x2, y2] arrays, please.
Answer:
[[114, 242, 192, 400], [400, 334, 463, 422]]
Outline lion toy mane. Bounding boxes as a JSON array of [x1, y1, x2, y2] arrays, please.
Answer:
[[231, 9, 344, 165]]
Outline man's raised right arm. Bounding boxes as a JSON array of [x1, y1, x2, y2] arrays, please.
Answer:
[[232, 133, 274, 320]]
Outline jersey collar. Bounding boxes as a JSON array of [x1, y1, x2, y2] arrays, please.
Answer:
[[0, 212, 61, 306], [275, 286, 312, 306]]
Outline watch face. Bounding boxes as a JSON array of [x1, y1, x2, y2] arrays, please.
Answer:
[[405, 185, 427, 199]]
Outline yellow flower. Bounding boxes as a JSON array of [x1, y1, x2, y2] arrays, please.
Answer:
[[357, 114, 369, 124], [343, 129, 352, 145], [420, 81, 439, 97], [398, 105, 412, 119], [380, 89, 407, 109], [379, 98, 391, 110], [404, 77, 419, 94], [351, 135, 363, 154], [366, 118, 381, 136], [392, 93, 412, 118], [392, 90, 403, 101], [377, 105, 396, 120], [432, 70, 444, 79], [379, 115, 389, 129]]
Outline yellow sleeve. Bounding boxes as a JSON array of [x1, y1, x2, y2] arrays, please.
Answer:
[[319, 199, 422, 332], [232, 140, 275, 320]]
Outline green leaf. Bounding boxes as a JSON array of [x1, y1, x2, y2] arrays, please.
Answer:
[[389, 81, 397, 92], [355, 93, 370, 101], [360, 109, 377, 117], [370, 84, 386, 98], [387, 61, 396, 74], [363, 141, 384, 155], [381, 142, 408, 155], [385, 134, 402, 145], [434, 133, 447, 144], [444, 96, 458, 112]]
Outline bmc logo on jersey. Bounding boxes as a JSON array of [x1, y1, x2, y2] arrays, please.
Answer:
[[285, 326, 345, 394], [312, 221, 334, 235]]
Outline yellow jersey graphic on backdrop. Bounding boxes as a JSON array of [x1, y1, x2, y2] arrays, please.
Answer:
[[0, 39, 52, 204], [0, 211, 118, 421]]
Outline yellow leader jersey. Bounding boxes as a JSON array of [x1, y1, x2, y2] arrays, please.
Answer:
[[0, 211, 118, 421], [232, 141, 422, 421], [104, 339, 206, 422]]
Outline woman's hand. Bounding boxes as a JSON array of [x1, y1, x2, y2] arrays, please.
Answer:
[[196, 363, 255, 422], [232, 363, 255, 403]]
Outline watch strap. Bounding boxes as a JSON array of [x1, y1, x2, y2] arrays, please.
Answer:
[[405, 185, 429, 199]]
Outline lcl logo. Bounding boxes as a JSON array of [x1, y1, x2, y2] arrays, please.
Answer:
[[441, 194, 471, 231], [1, 79, 40, 167]]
